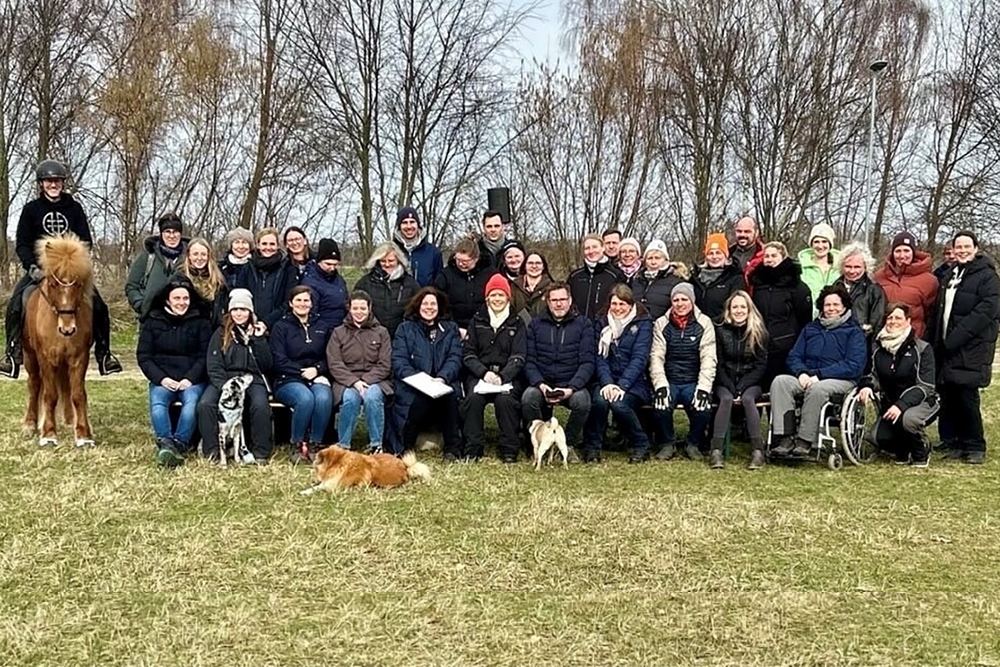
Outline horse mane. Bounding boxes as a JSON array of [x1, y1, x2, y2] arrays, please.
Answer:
[[35, 234, 94, 293]]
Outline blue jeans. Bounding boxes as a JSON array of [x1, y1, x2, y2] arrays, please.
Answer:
[[274, 381, 333, 444], [149, 383, 206, 446], [338, 385, 385, 448], [655, 382, 711, 446], [585, 390, 650, 456]]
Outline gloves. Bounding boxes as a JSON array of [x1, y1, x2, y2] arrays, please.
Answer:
[[694, 389, 712, 412], [653, 386, 669, 411], [600, 384, 625, 402], [28, 265, 44, 282]]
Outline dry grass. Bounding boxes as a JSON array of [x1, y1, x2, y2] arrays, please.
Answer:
[[2, 378, 1000, 666]]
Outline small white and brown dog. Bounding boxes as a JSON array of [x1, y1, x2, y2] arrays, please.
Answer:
[[218, 374, 254, 467], [529, 417, 567, 469]]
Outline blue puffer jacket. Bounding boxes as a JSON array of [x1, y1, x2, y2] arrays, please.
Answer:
[[524, 307, 596, 390], [595, 314, 652, 403], [786, 314, 867, 381], [301, 262, 348, 332], [268, 312, 331, 388], [387, 318, 463, 453], [394, 230, 444, 287]]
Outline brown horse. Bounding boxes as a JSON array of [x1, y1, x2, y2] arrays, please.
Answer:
[[22, 234, 95, 447]]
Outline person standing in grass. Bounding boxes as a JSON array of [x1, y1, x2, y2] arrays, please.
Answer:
[[301, 238, 348, 333], [172, 237, 229, 328], [750, 241, 813, 386], [353, 242, 419, 338], [433, 237, 493, 334], [615, 237, 644, 287], [857, 303, 937, 467], [137, 278, 212, 467], [583, 284, 653, 464], [283, 226, 313, 280], [711, 291, 768, 470], [232, 227, 298, 331], [834, 243, 886, 342], [270, 285, 333, 465], [632, 239, 686, 320], [568, 233, 625, 320], [691, 233, 746, 321], [873, 231, 938, 340], [512, 251, 553, 318], [126, 212, 189, 322], [219, 227, 254, 286], [798, 222, 841, 313], [928, 231, 1000, 465]]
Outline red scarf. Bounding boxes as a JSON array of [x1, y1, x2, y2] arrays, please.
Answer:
[[670, 310, 691, 330]]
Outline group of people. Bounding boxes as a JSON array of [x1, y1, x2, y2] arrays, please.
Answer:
[[3, 161, 995, 471]]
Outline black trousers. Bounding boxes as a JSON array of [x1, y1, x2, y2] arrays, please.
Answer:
[[402, 392, 463, 457], [197, 384, 274, 460], [461, 389, 522, 459], [939, 384, 985, 453], [5, 273, 113, 355]]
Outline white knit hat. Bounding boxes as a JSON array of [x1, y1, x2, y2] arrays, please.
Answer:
[[808, 222, 836, 246], [644, 239, 669, 260], [228, 288, 255, 313], [620, 237, 642, 255]]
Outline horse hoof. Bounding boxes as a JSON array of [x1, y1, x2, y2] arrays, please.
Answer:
[[75, 438, 95, 448], [38, 437, 58, 447]]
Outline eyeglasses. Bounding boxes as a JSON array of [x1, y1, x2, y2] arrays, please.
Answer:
[[548, 297, 570, 303]]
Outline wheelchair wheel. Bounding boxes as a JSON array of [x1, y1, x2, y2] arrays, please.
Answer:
[[840, 388, 879, 465], [827, 453, 843, 470]]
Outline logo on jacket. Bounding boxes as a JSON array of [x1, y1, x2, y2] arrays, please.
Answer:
[[629, 325, 638, 334], [42, 211, 70, 235]]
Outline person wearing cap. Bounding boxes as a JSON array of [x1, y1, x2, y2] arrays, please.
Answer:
[[219, 227, 254, 286], [602, 228, 621, 263], [477, 210, 507, 270], [434, 237, 493, 332], [649, 282, 717, 461], [392, 206, 443, 287], [136, 277, 212, 467], [873, 230, 938, 339], [632, 239, 688, 320], [512, 251, 553, 318], [583, 283, 653, 464], [568, 233, 625, 320], [301, 238, 348, 332], [927, 231, 1000, 464], [461, 273, 526, 462], [833, 242, 886, 341], [232, 227, 298, 330], [171, 237, 229, 328], [353, 242, 419, 338], [498, 239, 526, 281], [691, 233, 746, 321], [126, 212, 190, 321], [283, 226, 313, 280], [197, 288, 275, 463], [750, 241, 813, 386], [798, 222, 841, 314], [1, 159, 122, 378], [616, 237, 644, 285]]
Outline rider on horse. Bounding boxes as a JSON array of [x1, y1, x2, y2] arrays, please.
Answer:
[[0, 159, 122, 378]]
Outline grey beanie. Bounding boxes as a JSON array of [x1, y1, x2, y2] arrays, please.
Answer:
[[228, 288, 255, 313], [671, 282, 696, 303]]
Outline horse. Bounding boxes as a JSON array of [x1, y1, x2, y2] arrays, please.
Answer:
[[22, 233, 95, 447]]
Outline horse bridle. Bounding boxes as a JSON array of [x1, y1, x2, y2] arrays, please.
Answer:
[[39, 274, 80, 316]]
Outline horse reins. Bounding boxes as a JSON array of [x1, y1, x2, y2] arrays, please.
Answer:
[[39, 274, 80, 316]]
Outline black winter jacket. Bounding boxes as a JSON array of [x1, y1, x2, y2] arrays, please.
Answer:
[[433, 259, 494, 329], [691, 262, 746, 321], [206, 324, 274, 390], [462, 307, 526, 388], [136, 281, 212, 386], [861, 331, 937, 411], [355, 267, 419, 338], [269, 312, 331, 388], [232, 252, 298, 328], [834, 274, 886, 336], [714, 321, 768, 394], [567, 261, 624, 320], [928, 253, 1000, 387], [633, 266, 686, 320], [750, 259, 813, 356], [524, 307, 596, 390], [16, 194, 92, 270]]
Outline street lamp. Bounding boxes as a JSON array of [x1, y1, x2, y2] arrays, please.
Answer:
[[864, 59, 889, 247]]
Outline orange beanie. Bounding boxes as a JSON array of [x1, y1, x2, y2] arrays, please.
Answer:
[[704, 233, 729, 258]]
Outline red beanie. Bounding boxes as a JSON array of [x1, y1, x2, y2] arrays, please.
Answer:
[[484, 272, 512, 299]]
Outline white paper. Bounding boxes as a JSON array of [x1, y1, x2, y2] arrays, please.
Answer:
[[473, 380, 513, 395], [403, 372, 453, 398]]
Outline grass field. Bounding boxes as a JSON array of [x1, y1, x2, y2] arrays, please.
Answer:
[[2, 376, 1000, 666]]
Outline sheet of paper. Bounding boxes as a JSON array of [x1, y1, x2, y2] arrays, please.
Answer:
[[473, 380, 513, 395], [403, 372, 453, 398]]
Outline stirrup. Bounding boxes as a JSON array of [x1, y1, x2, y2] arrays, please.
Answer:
[[0, 354, 20, 379], [97, 352, 122, 375]]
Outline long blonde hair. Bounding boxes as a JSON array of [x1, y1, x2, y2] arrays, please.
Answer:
[[179, 237, 227, 300], [722, 290, 767, 354]]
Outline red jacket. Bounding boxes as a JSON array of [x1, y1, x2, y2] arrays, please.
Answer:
[[873, 251, 938, 339]]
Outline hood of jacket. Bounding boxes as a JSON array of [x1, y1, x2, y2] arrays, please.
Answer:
[[882, 249, 933, 278], [797, 247, 842, 270], [751, 257, 803, 288]]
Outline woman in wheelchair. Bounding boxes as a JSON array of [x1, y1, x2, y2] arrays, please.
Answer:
[[857, 303, 937, 466], [770, 284, 867, 457]]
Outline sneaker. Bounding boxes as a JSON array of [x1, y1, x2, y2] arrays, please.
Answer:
[[791, 439, 812, 457], [290, 442, 313, 465], [894, 454, 910, 465], [683, 443, 703, 461], [628, 451, 649, 464], [565, 447, 581, 464], [156, 439, 184, 468], [943, 448, 966, 460], [910, 458, 930, 468], [97, 352, 123, 376], [748, 449, 765, 470], [965, 450, 986, 465], [500, 454, 517, 464], [367, 444, 384, 455], [0, 354, 19, 379], [770, 436, 794, 457], [655, 443, 676, 460], [709, 449, 724, 469]]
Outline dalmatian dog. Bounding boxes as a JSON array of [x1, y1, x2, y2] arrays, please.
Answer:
[[218, 374, 255, 467]]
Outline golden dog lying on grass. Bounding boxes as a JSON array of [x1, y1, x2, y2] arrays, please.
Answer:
[[300, 446, 431, 494]]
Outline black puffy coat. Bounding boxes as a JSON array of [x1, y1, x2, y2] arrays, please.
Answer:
[[632, 266, 686, 320], [714, 321, 768, 394], [524, 307, 596, 390], [462, 307, 526, 389], [929, 253, 1000, 388], [834, 273, 886, 337], [861, 331, 936, 411], [206, 324, 274, 390], [567, 261, 624, 320], [136, 281, 212, 386], [268, 311, 331, 388], [691, 262, 746, 321], [233, 253, 299, 328], [433, 259, 494, 329], [355, 266, 419, 338], [750, 258, 813, 382]]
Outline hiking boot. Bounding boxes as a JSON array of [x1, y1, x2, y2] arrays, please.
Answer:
[[156, 438, 184, 468], [791, 439, 812, 457], [0, 353, 19, 379], [583, 450, 602, 463], [932, 440, 953, 452], [683, 443, 703, 461], [709, 449, 724, 469], [943, 448, 966, 461], [748, 449, 765, 470], [442, 452, 460, 464], [628, 450, 649, 464], [97, 351, 123, 376], [655, 443, 676, 460], [290, 442, 313, 465], [566, 446, 581, 464], [770, 436, 794, 457], [965, 450, 986, 465]]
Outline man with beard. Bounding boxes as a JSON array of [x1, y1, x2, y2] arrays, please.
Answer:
[[393, 206, 443, 287], [730, 216, 765, 283]]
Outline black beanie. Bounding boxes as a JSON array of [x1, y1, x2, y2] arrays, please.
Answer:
[[157, 213, 183, 233], [316, 238, 341, 262], [396, 206, 420, 229]]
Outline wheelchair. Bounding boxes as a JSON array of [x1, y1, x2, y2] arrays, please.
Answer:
[[766, 386, 879, 470]]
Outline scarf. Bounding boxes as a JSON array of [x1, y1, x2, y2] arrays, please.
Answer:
[[876, 324, 911, 355], [819, 309, 853, 330], [670, 309, 691, 330], [482, 236, 505, 258], [696, 265, 724, 285], [488, 304, 510, 331], [158, 240, 183, 261], [372, 264, 404, 283], [619, 258, 643, 280], [584, 258, 599, 270], [643, 268, 660, 280], [943, 265, 966, 332], [501, 266, 521, 281], [598, 305, 638, 357], [227, 252, 249, 266], [251, 250, 283, 272]]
